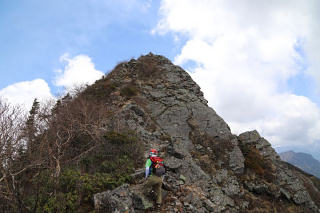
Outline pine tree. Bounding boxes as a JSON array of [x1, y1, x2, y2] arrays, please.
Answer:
[[25, 98, 40, 154]]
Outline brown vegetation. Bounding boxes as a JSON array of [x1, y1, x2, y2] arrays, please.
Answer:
[[136, 55, 162, 80], [0, 99, 26, 211], [0, 88, 143, 212], [120, 85, 138, 98], [82, 78, 119, 101], [189, 128, 233, 174], [239, 142, 275, 183]]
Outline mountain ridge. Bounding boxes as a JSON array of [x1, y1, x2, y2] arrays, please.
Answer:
[[89, 53, 320, 212]]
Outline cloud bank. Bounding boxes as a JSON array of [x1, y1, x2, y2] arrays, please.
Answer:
[[155, 0, 320, 147]]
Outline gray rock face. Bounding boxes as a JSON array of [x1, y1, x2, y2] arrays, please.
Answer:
[[276, 162, 319, 211], [239, 130, 320, 212], [142, 61, 232, 143], [94, 184, 154, 213], [239, 130, 280, 161], [93, 54, 320, 213], [229, 145, 245, 174], [94, 184, 135, 213], [165, 156, 183, 172]]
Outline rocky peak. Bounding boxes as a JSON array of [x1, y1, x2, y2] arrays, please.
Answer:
[[92, 54, 320, 212]]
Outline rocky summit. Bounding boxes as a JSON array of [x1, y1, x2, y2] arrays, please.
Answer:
[[88, 53, 320, 213]]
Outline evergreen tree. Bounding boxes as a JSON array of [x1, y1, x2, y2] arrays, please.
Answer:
[[25, 98, 40, 154]]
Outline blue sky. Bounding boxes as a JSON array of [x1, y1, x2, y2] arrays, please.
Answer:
[[0, 0, 183, 95], [1, 0, 320, 153]]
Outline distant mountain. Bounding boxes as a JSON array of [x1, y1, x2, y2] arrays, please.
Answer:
[[276, 144, 320, 162], [280, 151, 320, 178]]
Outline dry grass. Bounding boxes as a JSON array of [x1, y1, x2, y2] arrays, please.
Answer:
[[136, 55, 162, 80], [303, 178, 320, 208], [239, 143, 275, 183], [120, 85, 138, 98], [189, 128, 234, 173]]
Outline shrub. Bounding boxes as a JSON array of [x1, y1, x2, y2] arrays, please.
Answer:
[[136, 55, 162, 80], [240, 143, 275, 182], [80, 131, 143, 173], [22, 131, 143, 212], [25, 169, 129, 213], [189, 128, 233, 172], [244, 147, 265, 176], [120, 85, 138, 97], [82, 79, 119, 100]]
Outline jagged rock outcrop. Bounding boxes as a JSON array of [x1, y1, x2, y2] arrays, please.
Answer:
[[93, 53, 320, 212], [239, 130, 320, 212]]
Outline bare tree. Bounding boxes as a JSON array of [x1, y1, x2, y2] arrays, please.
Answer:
[[0, 98, 26, 211], [45, 95, 109, 177], [0, 98, 52, 212], [0, 91, 114, 212]]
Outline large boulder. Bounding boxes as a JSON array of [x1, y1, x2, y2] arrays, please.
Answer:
[[94, 184, 135, 213], [94, 184, 154, 213]]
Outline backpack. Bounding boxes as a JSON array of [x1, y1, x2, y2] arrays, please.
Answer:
[[150, 156, 165, 177]]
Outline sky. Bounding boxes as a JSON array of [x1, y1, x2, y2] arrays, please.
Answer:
[[1, 0, 320, 154]]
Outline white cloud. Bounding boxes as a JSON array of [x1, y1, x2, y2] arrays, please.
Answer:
[[155, 0, 320, 147], [0, 79, 54, 110], [54, 53, 104, 91], [0, 53, 104, 111]]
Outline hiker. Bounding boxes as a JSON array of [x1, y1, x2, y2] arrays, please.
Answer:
[[145, 149, 166, 206]]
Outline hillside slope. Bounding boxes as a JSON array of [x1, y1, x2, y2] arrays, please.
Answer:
[[89, 54, 320, 213]]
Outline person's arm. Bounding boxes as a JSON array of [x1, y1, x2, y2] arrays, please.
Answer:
[[145, 159, 152, 178]]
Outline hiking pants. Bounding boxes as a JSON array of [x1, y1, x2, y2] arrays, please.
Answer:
[[145, 175, 162, 204]]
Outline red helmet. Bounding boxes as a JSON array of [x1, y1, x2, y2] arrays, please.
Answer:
[[149, 149, 158, 157]]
